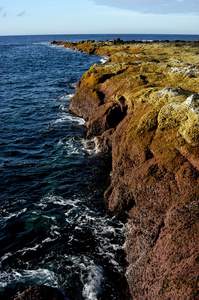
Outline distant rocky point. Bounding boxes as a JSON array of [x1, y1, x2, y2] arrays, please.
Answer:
[[50, 39, 199, 299]]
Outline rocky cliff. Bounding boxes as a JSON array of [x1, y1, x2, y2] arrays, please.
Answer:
[[52, 39, 199, 299]]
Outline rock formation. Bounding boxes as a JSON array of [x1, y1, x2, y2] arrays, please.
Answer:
[[14, 285, 65, 300], [52, 39, 199, 299]]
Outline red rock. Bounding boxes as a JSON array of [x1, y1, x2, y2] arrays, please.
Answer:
[[14, 285, 65, 300]]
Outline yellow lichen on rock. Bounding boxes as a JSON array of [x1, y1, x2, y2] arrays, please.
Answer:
[[179, 94, 199, 145], [107, 51, 147, 63], [158, 92, 199, 146]]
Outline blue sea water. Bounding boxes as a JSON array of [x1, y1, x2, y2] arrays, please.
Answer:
[[0, 33, 199, 300]]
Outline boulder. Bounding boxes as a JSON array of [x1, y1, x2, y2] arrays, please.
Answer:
[[14, 285, 65, 300]]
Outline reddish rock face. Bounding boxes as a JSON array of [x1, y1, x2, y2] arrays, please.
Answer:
[[109, 96, 199, 299], [65, 40, 199, 299], [14, 285, 65, 300], [144, 200, 199, 300]]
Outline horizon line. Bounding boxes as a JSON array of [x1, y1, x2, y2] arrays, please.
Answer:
[[1, 33, 199, 37]]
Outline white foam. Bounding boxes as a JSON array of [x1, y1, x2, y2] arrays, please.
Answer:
[[79, 258, 104, 300], [49, 224, 61, 237], [68, 115, 85, 125], [100, 56, 109, 64], [69, 83, 77, 89], [82, 266, 104, 300], [34, 192, 126, 278], [0, 268, 58, 290], [0, 252, 12, 268], [59, 105, 67, 111], [42, 237, 56, 243], [49, 44, 65, 49], [59, 93, 74, 101], [53, 114, 68, 124], [93, 219, 126, 272], [22, 244, 40, 253], [65, 138, 80, 155], [74, 208, 126, 272], [77, 215, 96, 223], [56, 137, 81, 156], [81, 137, 101, 155], [38, 195, 81, 208], [53, 113, 85, 125], [32, 42, 50, 46], [2, 208, 28, 222]]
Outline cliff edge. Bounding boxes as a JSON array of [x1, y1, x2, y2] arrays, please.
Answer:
[[52, 39, 199, 299]]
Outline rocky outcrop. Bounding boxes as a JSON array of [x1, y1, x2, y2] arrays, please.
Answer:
[[55, 40, 199, 299]]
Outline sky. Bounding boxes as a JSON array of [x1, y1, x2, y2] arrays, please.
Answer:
[[0, 0, 199, 36]]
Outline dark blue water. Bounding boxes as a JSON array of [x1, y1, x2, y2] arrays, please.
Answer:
[[0, 34, 199, 300], [0, 34, 130, 300]]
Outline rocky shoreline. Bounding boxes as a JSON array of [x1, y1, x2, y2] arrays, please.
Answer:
[[51, 39, 199, 299], [17, 39, 199, 299]]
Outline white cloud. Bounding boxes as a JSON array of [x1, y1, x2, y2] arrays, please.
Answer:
[[90, 0, 199, 14]]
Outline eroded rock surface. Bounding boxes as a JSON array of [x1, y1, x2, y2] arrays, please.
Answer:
[[53, 40, 199, 299]]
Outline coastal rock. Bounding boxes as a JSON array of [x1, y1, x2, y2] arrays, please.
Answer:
[[106, 52, 146, 63], [158, 92, 199, 145], [14, 285, 65, 300], [86, 102, 126, 138], [69, 86, 102, 120], [64, 40, 199, 299]]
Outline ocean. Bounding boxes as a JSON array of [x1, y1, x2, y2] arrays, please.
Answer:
[[0, 33, 199, 300]]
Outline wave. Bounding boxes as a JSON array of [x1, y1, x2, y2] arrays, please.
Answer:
[[53, 113, 85, 125], [32, 42, 50, 45], [59, 93, 74, 101]]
